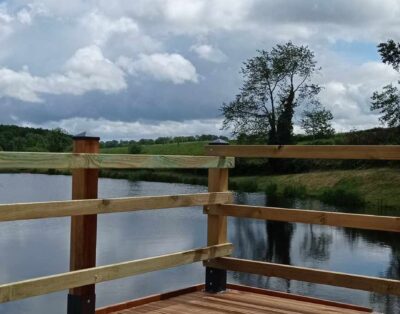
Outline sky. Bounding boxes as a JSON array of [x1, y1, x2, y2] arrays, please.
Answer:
[[0, 0, 399, 140]]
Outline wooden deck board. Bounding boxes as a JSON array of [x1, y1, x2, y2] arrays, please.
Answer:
[[107, 289, 371, 314]]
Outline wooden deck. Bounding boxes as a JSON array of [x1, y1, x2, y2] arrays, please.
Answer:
[[97, 285, 372, 314]]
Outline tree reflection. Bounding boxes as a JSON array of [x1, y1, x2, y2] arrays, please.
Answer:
[[344, 227, 400, 313], [232, 192, 296, 291]]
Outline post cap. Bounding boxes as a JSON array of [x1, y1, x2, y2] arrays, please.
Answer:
[[72, 131, 100, 141], [209, 139, 229, 145]]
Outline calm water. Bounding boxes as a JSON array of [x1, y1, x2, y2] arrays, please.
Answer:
[[0, 174, 399, 314]]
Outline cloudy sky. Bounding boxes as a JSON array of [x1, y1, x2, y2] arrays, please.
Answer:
[[0, 0, 399, 140]]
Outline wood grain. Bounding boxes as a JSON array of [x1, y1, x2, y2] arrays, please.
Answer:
[[205, 257, 400, 296], [0, 244, 233, 303], [0, 152, 234, 169], [70, 137, 99, 296], [103, 289, 370, 314], [0, 192, 233, 221], [205, 145, 400, 160], [206, 204, 400, 233], [207, 169, 229, 246]]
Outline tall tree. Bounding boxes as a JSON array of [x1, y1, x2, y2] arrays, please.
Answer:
[[301, 103, 334, 139], [221, 42, 321, 144], [371, 40, 400, 126]]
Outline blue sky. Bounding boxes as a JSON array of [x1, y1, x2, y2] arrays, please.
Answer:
[[0, 0, 399, 140]]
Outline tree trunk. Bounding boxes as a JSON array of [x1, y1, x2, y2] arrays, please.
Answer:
[[276, 88, 295, 145]]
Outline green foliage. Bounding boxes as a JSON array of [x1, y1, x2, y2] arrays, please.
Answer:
[[301, 103, 335, 138], [371, 84, 400, 127], [100, 134, 226, 149], [283, 184, 307, 199], [101, 141, 209, 156], [128, 143, 142, 154], [222, 42, 321, 145], [236, 178, 259, 192], [371, 40, 400, 127], [320, 178, 365, 208], [378, 40, 400, 71], [265, 183, 278, 196], [0, 125, 72, 152]]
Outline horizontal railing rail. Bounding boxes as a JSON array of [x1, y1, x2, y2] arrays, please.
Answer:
[[3, 143, 400, 312], [205, 144, 400, 160], [0, 152, 234, 169], [0, 244, 233, 303], [0, 192, 233, 222], [205, 257, 400, 296], [205, 204, 400, 233], [203, 144, 400, 299]]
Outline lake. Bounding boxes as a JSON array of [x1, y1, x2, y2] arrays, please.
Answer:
[[0, 173, 399, 313]]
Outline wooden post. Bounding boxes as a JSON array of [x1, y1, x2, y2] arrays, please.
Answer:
[[205, 140, 229, 293], [67, 136, 100, 314]]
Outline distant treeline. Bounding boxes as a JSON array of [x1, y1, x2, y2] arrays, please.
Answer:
[[0, 125, 72, 152], [100, 134, 229, 148]]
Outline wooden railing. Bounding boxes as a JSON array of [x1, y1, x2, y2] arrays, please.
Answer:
[[204, 144, 400, 297], [0, 136, 234, 314], [1, 142, 400, 313]]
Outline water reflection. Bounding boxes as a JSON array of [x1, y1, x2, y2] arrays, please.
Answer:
[[230, 192, 400, 313], [0, 174, 400, 313]]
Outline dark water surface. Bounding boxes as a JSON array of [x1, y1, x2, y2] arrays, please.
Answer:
[[0, 174, 399, 313]]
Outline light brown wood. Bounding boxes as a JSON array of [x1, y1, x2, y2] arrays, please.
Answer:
[[205, 257, 400, 296], [206, 204, 400, 233], [97, 284, 371, 314], [0, 192, 233, 222], [207, 169, 229, 246], [0, 152, 234, 169], [0, 244, 233, 303], [103, 289, 370, 314], [205, 145, 400, 160], [70, 138, 99, 296]]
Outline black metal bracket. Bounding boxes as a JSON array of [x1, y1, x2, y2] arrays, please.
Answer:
[[205, 267, 227, 293], [67, 294, 96, 314]]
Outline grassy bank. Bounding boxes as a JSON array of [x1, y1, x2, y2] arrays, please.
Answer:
[[232, 168, 400, 210], [101, 141, 207, 155], [100, 168, 400, 211], [2, 167, 399, 211]]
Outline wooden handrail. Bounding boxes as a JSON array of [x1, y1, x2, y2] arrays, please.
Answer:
[[0, 244, 233, 303], [0, 152, 234, 169], [206, 204, 400, 233], [205, 257, 400, 296], [0, 192, 233, 222], [205, 144, 400, 160]]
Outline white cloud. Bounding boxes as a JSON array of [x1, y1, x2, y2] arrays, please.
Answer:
[[118, 53, 198, 84], [0, 7, 14, 41], [22, 117, 228, 140], [81, 11, 139, 46], [16, 3, 48, 25], [318, 61, 399, 131], [0, 45, 126, 102], [190, 44, 227, 63]]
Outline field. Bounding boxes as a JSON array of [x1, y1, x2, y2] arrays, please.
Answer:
[[101, 141, 208, 155]]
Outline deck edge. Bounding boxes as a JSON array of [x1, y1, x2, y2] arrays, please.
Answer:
[[95, 284, 204, 314], [227, 283, 372, 313], [96, 283, 372, 313]]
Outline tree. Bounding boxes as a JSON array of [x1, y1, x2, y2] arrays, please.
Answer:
[[46, 128, 71, 152], [301, 103, 334, 139], [128, 143, 142, 154], [221, 42, 321, 144], [371, 40, 400, 126], [378, 40, 400, 71]]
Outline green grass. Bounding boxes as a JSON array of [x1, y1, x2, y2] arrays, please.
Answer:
[[101, 141, 208, 155], [232, 168, 400, 210]]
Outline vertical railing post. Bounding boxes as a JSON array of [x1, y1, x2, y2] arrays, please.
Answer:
[[205, 140, 229, 293], [67, 135, 100, 314]]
